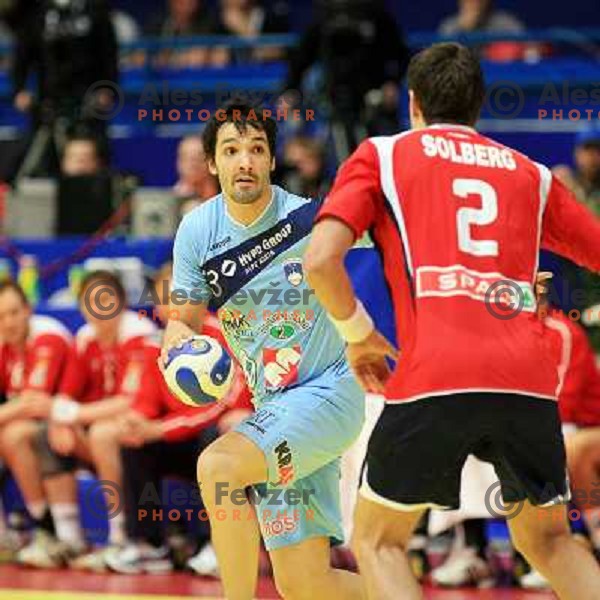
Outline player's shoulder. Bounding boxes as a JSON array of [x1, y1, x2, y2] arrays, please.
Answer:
[[29, 314, 72, 344], [179, 194, 224, 231], [364, 129, 419, 155], [272, 185, 323, 223]]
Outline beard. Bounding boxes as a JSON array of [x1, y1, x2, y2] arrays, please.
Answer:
[[230, 183, 264, 205]]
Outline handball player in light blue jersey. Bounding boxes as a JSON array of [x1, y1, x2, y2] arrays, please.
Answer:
[[162, 103, 367, 600]]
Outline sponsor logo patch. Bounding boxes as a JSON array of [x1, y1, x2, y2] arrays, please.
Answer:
[[416, 265, 535, 311], [263, 346, 302, 390]]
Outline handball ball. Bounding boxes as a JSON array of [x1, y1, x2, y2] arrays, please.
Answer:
[[163, 335, 234, 406]]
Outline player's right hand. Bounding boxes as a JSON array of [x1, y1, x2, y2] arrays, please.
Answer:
[[346, 330, 398, 394], [48, 423, 76, 456]]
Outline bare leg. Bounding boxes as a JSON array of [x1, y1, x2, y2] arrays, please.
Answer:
[[197, 431, 265, 600], [270, 536, 365, 600], [352, 495, 425, 600], [0, 420, 47, 508], [509, 500, 600, 600]]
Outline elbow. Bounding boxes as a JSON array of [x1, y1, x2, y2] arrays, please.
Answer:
[[304, 247, 342, 290]]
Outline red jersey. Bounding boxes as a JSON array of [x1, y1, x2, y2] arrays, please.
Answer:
[[0, 315, 75, 400], [62, 311, 159, 402], [132, 314, 253, 442], [319, 125, 600, 403], [544, 310, 600, 427]]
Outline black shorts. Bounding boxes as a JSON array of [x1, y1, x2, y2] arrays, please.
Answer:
[[362, 392, 569, 511]]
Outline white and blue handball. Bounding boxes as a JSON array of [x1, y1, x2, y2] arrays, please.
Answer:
[[163, 335, 234, 406]]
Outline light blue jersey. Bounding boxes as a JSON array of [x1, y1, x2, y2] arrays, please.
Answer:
[[173, 185, 346, 403], [172, 185, 364, 551]]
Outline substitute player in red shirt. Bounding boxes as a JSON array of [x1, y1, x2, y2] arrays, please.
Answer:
[[305, 43, 600, 599]]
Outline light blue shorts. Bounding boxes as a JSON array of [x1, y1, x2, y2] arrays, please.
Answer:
[[235, 362, 364, 551]]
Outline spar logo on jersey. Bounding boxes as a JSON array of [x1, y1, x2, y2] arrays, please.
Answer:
[[283, 259, 304, 286], [271, 440, 295, 486], [416, 265, 536, 313], [263, 346, 302, 390]]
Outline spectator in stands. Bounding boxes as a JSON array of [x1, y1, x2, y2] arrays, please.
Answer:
[[281, 136, 330, 198], [102, 263, 252, 575], [5, 271, 158, 569], [145, 0, 218, 67], [0, 280, 81, 563], [56, 134, 115, 235], [553, 130, 600, 213], [553, 130, 600, 351], [438, 0, 536, 62], [285, 0, 409, 161], [211, 0, 289, 65], [11, 0, 118, 181], [61, 136, 104, 177], [173, 135, 219, 216]]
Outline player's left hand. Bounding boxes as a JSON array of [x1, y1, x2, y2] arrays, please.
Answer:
[[346, 330, 398, 394]]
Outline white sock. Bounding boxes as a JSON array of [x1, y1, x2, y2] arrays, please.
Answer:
[[108, 512, 126, 546], [27, 501, 48, 521], [50, 504, 83, 546]]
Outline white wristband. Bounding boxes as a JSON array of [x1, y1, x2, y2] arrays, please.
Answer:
[[329, 300, 374, 344], [51, 396, 81, 424]]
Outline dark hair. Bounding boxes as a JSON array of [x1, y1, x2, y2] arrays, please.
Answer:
[[202, 102, 277, 162], [78, 270, 127, 304], [407, 43, 485, 126], [0, 280, 29, 306]]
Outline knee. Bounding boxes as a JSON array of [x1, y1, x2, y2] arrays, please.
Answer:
[[0, 420, 36, 451], [88, 420, 120, 450], [274, 566, 325, 600], [197, 445, 243, 488]]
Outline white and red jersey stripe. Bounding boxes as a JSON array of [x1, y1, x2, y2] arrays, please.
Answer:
[[318, 124, 600, 403]]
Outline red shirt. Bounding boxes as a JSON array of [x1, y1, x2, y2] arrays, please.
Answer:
[[318, 125, 600, 403], [62, 311, 159, 402], [132, 314, 253, 442], [0, 315, 75, 400], [544, 309, 600, 427]]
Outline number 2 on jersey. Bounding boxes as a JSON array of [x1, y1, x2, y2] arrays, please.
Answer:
[[452, 178, 499, 257]]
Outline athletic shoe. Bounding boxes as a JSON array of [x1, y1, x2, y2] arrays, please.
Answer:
[[431, 547, 494, 588], [105, 543, 173, 574], [17, 530, 84, 569], [70, 545, 122, 572], [520, 568, 550, 589], [0, 529, 27, 563], [187, 543, 219, 577]]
